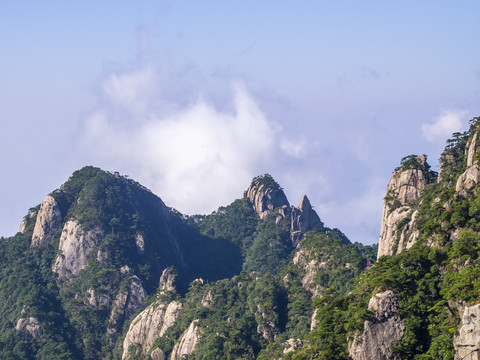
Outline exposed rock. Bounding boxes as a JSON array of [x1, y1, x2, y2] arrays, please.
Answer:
[[31, 195, 62, 246], [456, 164, 480, 195], [135, 233, 145, 254], [150, 348, 165, 360], [246, 176, 289, 219], [283, 339, 302, 354], [348, 290, 405, 360], [19, 211, 37, 234], [170, 320, 200, 360], [120, 265, 131, 274], [52, 220, 103, 278], [87, 288, 111, 307], [454, 303, 480, 360], [290, 195, 323, 245], [466, 132, 478, 167], [292, 248, 325, 297], [378, 156, 430, 257], [97, 248, 108, 262], [122, 300, 182, 359], [108, 276, 147, 345], [201, 290, 213, 307], [159, 268, 177, 293], [255, 303, 279, 341], [311, 308, 318, 330], [15, 317, 42, 339]]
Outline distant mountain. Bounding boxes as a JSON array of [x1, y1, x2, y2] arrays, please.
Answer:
[[0, 166, 375, 359]]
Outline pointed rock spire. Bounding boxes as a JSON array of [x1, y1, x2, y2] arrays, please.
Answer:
[[291, 195, 323, 245]]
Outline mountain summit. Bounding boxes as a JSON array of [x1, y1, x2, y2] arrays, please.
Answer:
[[0, 167, 374, 359]]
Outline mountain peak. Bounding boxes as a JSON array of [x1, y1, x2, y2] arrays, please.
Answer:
[[245, 174, 289, 219]]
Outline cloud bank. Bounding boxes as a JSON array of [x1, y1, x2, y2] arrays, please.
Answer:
[[422, 110, 467, 143], [82, 65, 277, 215]]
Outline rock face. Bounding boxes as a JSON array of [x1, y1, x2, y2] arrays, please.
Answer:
[[19, 211, 37, 234], [31, 195, 62, 246], [348, 290, 405, 360], [122, 300, 182, 359], [290, 195, 323, 245], [466, 132, 478, 168], [246, 175, 323, 246], [15, 317, 42, 339], [456, 165, 480, 196], [292, 248, 326, 297], [246, 176, 290, 219], [170, 320, 200, 360], [454, 303, 480, 360], [108, 276, 146, 345], [453, 130, 480, 197], [122, 268, 181, 359], [52, 220, 104, 277], [378, 155, 430, 258], [158, 268, 176, 293], [87, 288, 111, 307]]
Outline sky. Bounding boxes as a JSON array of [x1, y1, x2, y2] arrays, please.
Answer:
[[1, 1, 479, 244]]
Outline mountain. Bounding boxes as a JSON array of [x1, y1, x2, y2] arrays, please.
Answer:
[[7, 117, 480, 360], [0, 168, 375, 359], [293, 116, 480, 360]]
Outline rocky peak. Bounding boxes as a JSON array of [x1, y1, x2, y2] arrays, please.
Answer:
[[31, 195, 62, 246], [291, 195, 323, 245], [246, 174, 289, 219], [378, 155, 432, 258]]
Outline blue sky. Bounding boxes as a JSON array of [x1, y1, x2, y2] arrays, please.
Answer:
[[1, 1, 479, 244]]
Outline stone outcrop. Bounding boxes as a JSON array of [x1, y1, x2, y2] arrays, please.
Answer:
[[31, 195, 62, 246], [150, 348, 165, 360], [158, 268, 176, 293], [135, 233, 145, 254], [246, 176, 323, 245], [378, 155, 430, 258], [52, 220, 104, 278], [108, 276, 146, 345], [122, 268, 181, 359], [122, 300, 182, 359], [15, 316, 42, 339], [290, 195, 323, 245], [19, 211, 37, 234], [87, 288, 111, 307], [456, 165, 480, 196], [170, 320, 200, 360], [455, 303, 480, 360], [283, 339, 302, 355], [246, 176, 289, 219], [292, 248, 326, 297], [348, 290, 405, 360], [453, 130, 480, 197]]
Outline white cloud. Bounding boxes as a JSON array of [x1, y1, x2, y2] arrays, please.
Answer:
[[82, 66, 276, 215], [280, 136, 308, 157], [422, 110, 467, 143]]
